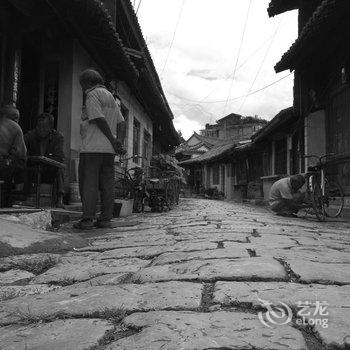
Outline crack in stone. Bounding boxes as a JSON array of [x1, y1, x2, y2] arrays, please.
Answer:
[[200, 282, 215, 312], [274, 258, 300, 283]]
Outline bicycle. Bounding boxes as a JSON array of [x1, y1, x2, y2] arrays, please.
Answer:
[[304, 153, 344, 221], [114, 155, 146, 212]]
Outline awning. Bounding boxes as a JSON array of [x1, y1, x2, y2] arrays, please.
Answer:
[[275, 0, 350, 73]]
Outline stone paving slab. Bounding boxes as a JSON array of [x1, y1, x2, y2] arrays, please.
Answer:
[[78, 237, 175, 252], [151, 247, 249, 265], [0, 253, 60, 272], [0, 284, 60, 301], [286, 259, 350, 284], [313, 307, 350, 348], [255, 246, 350, 264], [0, 281, 202, 325], [248, 234, 299, 249], [30, 257, 149, 284], [172, 232, 249, 243], [106, 310, 307, 350], [132, 257, 287, 283], [0, 318, 113, 350], [99, 245, 167, 260], [0, 269, 35, 285], [213, 281, 350, 308]]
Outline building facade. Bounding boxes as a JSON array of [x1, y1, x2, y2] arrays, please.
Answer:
[[0, 0, 179, 192], [200, 114, 267, 142], [268, 0, 350, 214]]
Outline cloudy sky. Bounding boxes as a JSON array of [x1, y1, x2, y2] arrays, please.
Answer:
[[135, 0, 298, 139]]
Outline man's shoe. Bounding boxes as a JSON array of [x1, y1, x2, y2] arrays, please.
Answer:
[[73, 219, 94, 230], [94, 220, 113, 228]]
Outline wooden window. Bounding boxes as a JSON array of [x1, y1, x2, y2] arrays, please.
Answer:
[[142, 130, 151, 165], [133, 118, 140, 163]]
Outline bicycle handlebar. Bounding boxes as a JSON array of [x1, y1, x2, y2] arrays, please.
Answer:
[[302, 153, 335, 163]]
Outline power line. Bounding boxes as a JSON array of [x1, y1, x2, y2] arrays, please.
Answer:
[[168, 72, 293, 104], [161, 0, 186, 78], [136, 0, 142, 14], [222, 0, 252, 117], [238, 18, 282, 111], [198, 32, 279, 103]]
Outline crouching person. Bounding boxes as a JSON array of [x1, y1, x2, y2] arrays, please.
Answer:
[[269, 174, 306, 218]]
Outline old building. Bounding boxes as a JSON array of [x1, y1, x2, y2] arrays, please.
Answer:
[[268, 0, 350, 214], [200, 113, 267, 142], [177, 113, 266, 195], [0, 0, 179, 192]]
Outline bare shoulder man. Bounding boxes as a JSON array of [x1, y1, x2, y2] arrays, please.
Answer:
[[0, 106, 26, 206]]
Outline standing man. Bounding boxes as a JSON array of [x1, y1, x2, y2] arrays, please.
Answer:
[[0, 106, 26, 207], [74, 69, 125, 229]]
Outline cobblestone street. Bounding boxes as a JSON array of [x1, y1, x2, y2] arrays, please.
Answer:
[[1, 198, 350, 349]]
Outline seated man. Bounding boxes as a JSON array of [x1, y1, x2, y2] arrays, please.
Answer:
[[269, 174, 306, 217], [0, 106, 26, 206], [24, 113, 65, 206]]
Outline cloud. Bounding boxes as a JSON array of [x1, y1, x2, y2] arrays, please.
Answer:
[[173, 114, 202, 139], [138, 0, 298, 136]]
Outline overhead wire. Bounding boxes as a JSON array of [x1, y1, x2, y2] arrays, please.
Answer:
[[160, 0, 186, 78], [168, 72, 293, 104], [198, 31, 280, 103], [221, 0, 252, 117], [136, 0, 142, 14], [238, 18, 282, 112]]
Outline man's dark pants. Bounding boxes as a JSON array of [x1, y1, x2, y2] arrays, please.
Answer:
[[79, 153, 114, 221]]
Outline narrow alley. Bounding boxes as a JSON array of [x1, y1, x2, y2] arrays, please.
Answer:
[[1, 198, 349, 349]]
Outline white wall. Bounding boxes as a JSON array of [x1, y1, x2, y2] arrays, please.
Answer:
[[117, 81, 153, 169]]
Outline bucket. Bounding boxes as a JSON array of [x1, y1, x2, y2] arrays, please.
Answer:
[[113, 202, 122, 218]]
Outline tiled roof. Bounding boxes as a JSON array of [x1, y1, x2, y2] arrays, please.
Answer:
[[48, 0, 179, 147], [275, 0, 350, 72], [192, 133, 232, 146], [179, 140, 254, 166], [267, 0, 299, 17], [179, 142, 236, 166], [252, 107, 294, 142]]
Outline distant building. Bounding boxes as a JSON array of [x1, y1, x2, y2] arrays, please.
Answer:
[[175, 132, 229, 162], [200, 113, 267, 142]]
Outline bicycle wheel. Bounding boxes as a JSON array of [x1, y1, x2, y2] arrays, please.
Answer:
[[311, 182, 325, 221], [324, 178, 344, 218], [115, 179, 134, 199]]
